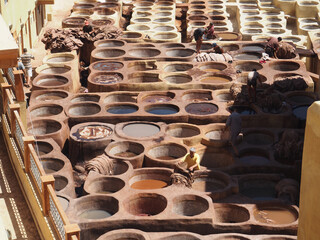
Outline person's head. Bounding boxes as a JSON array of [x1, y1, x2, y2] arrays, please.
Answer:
[[209, 22, 214, 27], [23, 48, 28, 53], [84, 20, 89, 25], [189, 147, 196, 157], [212, 43, 217, 48], [17, 57, 21, 62], [278, 37, 282, 42], [253, 68, 257, 72]]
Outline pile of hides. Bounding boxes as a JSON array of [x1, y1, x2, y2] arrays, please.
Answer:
[[84, 154, 114, 175], [274, 75, 308, 92], [170, 173, 193, 188], [42, 26, 122, 52], [193, 52, 233, 62], [276, 42, 296, 59]]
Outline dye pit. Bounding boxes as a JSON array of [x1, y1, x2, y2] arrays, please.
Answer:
[[25, 0, 320, 238]]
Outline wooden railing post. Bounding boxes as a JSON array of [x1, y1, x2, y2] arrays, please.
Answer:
[[41, 175, 55, 216], [23, 137, 35, 173], [13, 68, 25, 102], [1, 83, 12, 112], [65, 224, 80, 240], [9, 104, 20, 134]]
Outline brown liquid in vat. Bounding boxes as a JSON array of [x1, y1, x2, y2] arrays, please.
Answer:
[[131, 179, 168, 189], [254, 207, 297, 224]]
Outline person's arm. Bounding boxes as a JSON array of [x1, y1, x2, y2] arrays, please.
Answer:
[[179, 154, 188, 163]]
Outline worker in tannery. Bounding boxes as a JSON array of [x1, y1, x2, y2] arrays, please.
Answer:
[[205, 22, 215, 39], [193, 28, 206, 54], [265, 36, 282, 58], [83, 19, 93, 34], [211, 43, 224, 54], [224, 108, 242, 156], [175, 147, 201, 178], [247, 68, 262, 103]]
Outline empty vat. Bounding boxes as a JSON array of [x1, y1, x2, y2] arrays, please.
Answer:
[[214, 204, 250, 223], [173, 195, 209, 216], [164, 63, 193, 72], [74, 195, 119, 220], [84, 177, 125, 194], [163, 73, 192, 84], [30, 104, 63, 118], [166, 48, 195, 57], [68, 103, 101, 116], [128, 48, 161, 58], [124, 193, 167, 216], [105, 141, 145, 168]]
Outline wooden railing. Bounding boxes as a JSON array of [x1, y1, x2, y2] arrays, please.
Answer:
[[0, 72, 80, 240]]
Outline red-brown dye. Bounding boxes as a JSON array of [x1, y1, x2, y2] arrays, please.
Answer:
[[131, 179, 168, 189]]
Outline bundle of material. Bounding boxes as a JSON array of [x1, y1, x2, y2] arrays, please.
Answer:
[[170, 173, 193, 188], [42, 28, 84, 52], [42, 26, 122, 52], [274, 129, 303, 164], [274, 75, 308, 92], [193, 52, 233, 62], [276, 42, 296, 59], [84, 154, 114, 175], [78, 25, 122, 42]]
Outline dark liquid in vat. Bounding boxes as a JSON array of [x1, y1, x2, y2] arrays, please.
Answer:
[[186, 103, 218, 115], [107, 105, 138, 114], [289, 96, 314, 105], [131, 179, 168, 189], [293, 105, 309, 120], [192, 180, 225, 192], [93, 62, 123, 71], [242, 46, 264, 51], [230, 106, 256, 115], [147, 106, 178, 115], [234, 53, 261, 60], [239, 155, 270, 165], [241, 181, 276, 200]]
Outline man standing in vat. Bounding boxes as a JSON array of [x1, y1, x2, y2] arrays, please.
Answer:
[[175, 147, 200, 177], [224, 108, 242, 156], [193, 28, 206, 54], [247, 69, 262, 103]]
